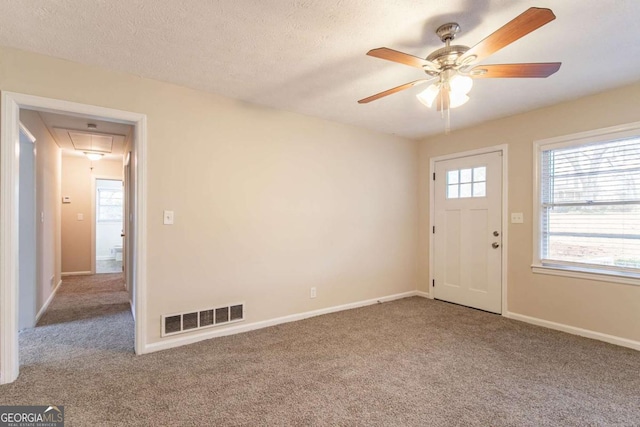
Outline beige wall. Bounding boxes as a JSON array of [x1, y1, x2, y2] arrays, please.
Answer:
[[419, 82, 640, 342], [9, 45, 635, 348], [18, 109, 61, 312], [61, 155, 123, 273], [0, 47, 419, 344]]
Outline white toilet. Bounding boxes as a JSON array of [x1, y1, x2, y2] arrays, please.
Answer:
[[113, 245, 123, 261]]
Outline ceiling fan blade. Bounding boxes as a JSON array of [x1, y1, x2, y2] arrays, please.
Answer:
[[458, 7, 556, 65], [358, 79, 431, 104], [366, 47, 436, 70], [469, 62, 561, 78]]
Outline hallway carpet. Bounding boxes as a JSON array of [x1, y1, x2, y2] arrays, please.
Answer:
[[1, 276, 639, 426]]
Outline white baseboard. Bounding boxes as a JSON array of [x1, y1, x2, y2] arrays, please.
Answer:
[[35, 279, 62, 323], [505, 311, 640, 351], [144, 290, 418, 354], [415, 291, 431, 298], [61, 271, 92, 277]]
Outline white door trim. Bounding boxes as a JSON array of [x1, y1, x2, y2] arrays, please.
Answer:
[[428, 144, 509, 315], [0, 91, 148, 384], [18, 122, 37, 330]]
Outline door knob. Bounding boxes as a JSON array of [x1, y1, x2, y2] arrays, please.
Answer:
[[493, 231, 500, 236], [492, 242, 500, 249]]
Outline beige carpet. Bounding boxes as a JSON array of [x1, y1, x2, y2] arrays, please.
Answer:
[[1, 275, 639, 426]]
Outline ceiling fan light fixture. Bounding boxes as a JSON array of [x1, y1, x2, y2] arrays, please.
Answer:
[[84, 152, 104, 161], [448, 92, 470, 109], [416, 83, 441, 108], [449, 74, 473, 95]]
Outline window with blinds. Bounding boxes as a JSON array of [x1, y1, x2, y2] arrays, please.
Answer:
[[538, 135, 640, 276]]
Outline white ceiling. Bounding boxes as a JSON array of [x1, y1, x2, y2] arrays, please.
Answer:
[[3, 1, 640, 139], [37, 111, 132, 159]]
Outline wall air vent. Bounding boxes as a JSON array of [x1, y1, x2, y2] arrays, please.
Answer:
[[161, 303, 245, 337]]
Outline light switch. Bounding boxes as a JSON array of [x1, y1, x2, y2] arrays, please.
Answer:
[[163, 210, 174, 225], [77, 213, 84, 221], [511, 212, 524, 224], [62, 196, 71, 203]]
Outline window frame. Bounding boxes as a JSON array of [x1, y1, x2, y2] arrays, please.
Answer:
[[532, 121, 640, 286], [446, 166, 487, 199], [97, 187, 124, 223]]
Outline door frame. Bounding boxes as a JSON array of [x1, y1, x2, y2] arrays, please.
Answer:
[[92, 176, 125, 275], [0, 91, 148, 384], [18, 122, 37, 329], [123, 151, 132, 297], [428, 144, 509, 315]]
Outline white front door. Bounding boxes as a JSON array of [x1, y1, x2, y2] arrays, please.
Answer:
[[433, 151, 503, 313]]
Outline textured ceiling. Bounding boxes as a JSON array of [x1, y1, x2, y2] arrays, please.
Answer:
[[2, 1, 640, 139]]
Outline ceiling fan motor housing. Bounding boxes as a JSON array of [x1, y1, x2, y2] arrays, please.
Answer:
[[435, 23, 460, 42], [422, 22, 470, 74], [426, 45, 470, 72]]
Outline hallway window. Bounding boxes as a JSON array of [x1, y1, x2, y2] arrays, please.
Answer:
[[97, 188, 123, 222]]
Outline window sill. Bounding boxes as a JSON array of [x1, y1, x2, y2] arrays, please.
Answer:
[[531, 264, 640, 287]]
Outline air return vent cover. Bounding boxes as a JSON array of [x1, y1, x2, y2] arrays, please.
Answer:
[[161, 303, 245, 337]]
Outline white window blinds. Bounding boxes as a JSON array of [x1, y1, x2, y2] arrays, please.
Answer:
[[539, 136, 640, 274]]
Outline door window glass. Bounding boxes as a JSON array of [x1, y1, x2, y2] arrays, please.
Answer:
[[447, 166, 487, 199]]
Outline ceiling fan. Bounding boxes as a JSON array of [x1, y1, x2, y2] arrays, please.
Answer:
[[358, 7, 561, 119]]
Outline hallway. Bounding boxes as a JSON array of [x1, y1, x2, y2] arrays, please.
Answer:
[[20, 273, 134, 367]]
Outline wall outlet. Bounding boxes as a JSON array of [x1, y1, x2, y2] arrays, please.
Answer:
[[310, 287, 317, 299], [511, 212, 524, 223]]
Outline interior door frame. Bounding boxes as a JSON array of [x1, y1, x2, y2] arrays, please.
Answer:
[[0, 91, 148, 384], [428, 144, 509, 315], [18, 122, 37, 329], [123, 151, 134, 305], [92, 176, 125, 275]]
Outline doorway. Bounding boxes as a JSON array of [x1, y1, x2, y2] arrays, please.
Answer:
[[430, 147, 507, 314], [95, 179, 124, 274], [0, 91, 148, 384]]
